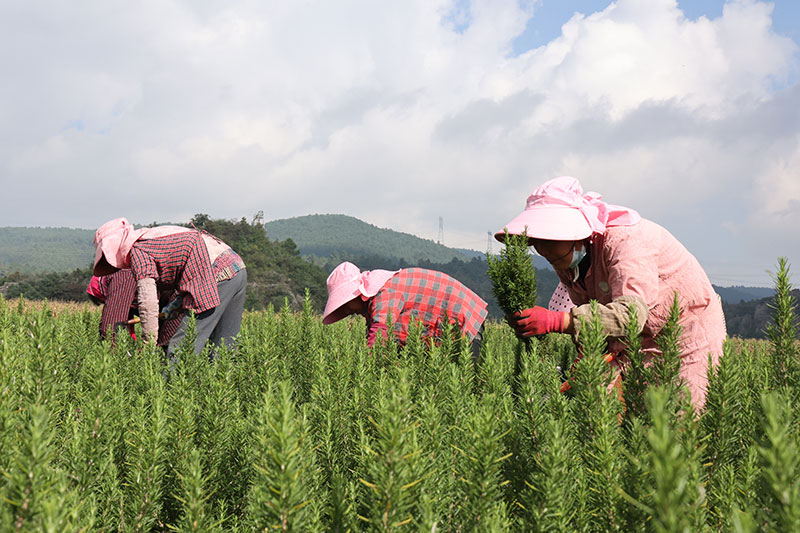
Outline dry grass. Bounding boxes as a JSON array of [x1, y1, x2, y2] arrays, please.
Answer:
[[3, 297, 97, 316]]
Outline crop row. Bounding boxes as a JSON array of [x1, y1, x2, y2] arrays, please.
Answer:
[[0, 266, 798, 531]]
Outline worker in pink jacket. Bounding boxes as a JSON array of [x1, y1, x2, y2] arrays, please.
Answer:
[[496, 176, 726, 409]]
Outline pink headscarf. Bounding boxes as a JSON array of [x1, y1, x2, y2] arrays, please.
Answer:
[[495, 176, 641, 242], [93, 217, 192, 275], [86, 275, 107, 301], [322, 261, 399, 325]]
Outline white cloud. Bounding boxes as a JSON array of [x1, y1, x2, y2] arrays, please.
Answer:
[[751, 135, 800, 230], [0, 0, 798, 284]]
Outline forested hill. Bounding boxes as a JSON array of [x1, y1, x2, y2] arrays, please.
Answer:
[[261, 214, 555, 317], [721, 289, 800, 340], [264, 214, 471, 264], [712, 285, 774, 304], [0, 227, 94, 274]]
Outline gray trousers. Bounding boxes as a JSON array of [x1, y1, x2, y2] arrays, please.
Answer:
[[470, 323, 485, 365], [167, 269, 247, 359]]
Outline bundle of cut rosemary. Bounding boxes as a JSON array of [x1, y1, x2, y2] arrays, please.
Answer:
[[487, 229, 537, 315]]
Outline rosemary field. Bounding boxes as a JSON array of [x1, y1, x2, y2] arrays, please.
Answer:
[[1, 261, 799, 531]]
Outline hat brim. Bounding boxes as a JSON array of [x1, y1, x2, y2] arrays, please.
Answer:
[[322, 284, 361, 325], [93, 252, 118, 277], [495, 206, 592, 242], [93, 232, 123, 275]]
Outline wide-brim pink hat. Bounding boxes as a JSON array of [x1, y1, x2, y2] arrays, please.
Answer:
[[497, 205, 592, 242], [495, 176, 640, 242], [93, 217, 139, 275], [322, 262, 398, 325]]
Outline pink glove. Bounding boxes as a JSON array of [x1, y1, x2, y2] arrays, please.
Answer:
[[507, 306, 566, 337]]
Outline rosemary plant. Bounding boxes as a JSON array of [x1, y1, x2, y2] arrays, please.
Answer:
[[766, 257, 798, 391], [486, 229, 537, 316], [487, 229, 538, 386]]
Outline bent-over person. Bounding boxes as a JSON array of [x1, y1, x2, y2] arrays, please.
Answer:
[[92, 217, 246, 359]]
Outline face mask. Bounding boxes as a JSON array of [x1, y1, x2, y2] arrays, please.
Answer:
[[568, 243, 586, 269], [569, 243, 586, 282]]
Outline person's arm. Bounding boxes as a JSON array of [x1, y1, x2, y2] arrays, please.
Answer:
[[365, 292, 396, 348], [567, 294, 648, 337], [571, 225, 659, 340], [508, 234, 652, 339], [129, 244, 162, 343], [136, 277, 159, 342]]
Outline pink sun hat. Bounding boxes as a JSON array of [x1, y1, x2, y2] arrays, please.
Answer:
[[495, 176, 641, 242], [93, 218, 143, 275], [322, 262, 399, 325]]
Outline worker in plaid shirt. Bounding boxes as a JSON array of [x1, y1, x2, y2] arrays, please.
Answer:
[[92, 217, 246, 359], [86, 270, 182, 348], [322, 261, 488, 361]]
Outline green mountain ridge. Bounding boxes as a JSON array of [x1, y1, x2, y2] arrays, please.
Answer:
[[712, 285, 774, 304], [0, 227, 94, 274], [264, 214, 471, 264]]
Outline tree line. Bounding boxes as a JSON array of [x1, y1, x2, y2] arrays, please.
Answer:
[[0, 214, 781, 338]]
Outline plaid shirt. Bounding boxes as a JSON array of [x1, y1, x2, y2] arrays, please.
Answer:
[[129, 231, 220, 313], [366, 268, 488, 346], [98, 269, 181, 347], [211, 247, 245, 282]]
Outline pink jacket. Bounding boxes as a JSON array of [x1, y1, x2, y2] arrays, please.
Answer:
[[559, 219, 726, 408]]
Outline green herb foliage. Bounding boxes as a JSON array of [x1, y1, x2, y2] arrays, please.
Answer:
[[486, 230, 537, 315], [0, 258, 798, 530]]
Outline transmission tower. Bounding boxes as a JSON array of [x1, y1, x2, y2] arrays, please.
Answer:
[[437, 216, 444, 245], [487, 231, 493, 255]]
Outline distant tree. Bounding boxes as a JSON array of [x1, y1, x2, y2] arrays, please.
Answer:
[[190, 213, 211, 228]]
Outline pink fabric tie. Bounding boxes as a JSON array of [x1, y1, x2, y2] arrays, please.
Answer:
[[527, 177, 641, 234], [357, 269, 397, 298]]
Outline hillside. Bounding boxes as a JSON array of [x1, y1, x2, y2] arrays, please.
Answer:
[[263, 214, 568, 317], [713, 285, 774, 304], [264, 214, 471, 264], [0, 227, 94, 274], [721, 289, 800, 339]]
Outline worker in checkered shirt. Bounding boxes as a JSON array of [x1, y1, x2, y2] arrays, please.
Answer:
[[322, 261, 488, 362], [92, 217, 246, 359], [86, 270, 182, 349]]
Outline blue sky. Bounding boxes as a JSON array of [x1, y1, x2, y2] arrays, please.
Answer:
[[1, 0, 798, 286], [514, 0, 799, 54]]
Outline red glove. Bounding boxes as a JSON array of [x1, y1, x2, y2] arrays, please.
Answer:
[[507, 306, 566, 338], [560, 353, 616, 393]]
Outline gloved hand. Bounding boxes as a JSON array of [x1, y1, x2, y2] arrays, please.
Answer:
[[559, 353, 616, 393], [159, 295, 185, 321], [506, 306, 567, 338]]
